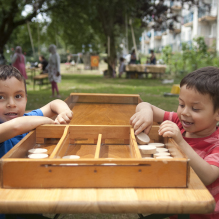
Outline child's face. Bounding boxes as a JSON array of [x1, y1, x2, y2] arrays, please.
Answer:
[[0, 77, 27, 122], [177, 85, 219, 138]]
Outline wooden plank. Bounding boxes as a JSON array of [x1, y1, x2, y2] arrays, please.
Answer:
[[69, 125, 130, 144], [36, 125, 66, 141], [94, 134, 102, 159], [49, 126, 70, 158], [0, 168, 215, 214], [149, 126, 164, 142], [130, 128, 142, 158], [70, 103, 136, 125], [2, 159, 188, 188], [53, 134, 70, 158]]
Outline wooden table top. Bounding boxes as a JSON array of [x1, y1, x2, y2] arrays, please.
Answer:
[[0, 94, 215, 214], [0, 169, 215, 214]]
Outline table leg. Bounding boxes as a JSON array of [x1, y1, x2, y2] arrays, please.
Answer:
[[33, 79, 36, 90]]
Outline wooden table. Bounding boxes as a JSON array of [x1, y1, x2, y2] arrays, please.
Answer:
[[26, 67, 40, 79], [33, 74, 50, 90], [125, 65, 166, 79], [0, 93, 215, 217]]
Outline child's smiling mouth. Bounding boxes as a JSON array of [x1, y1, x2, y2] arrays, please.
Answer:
[[182, 120, 193, 128], [5, 112, 18, 119]]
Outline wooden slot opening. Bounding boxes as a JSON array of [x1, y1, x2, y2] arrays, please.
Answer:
[[99, 144, 132, 159], [68, 93, 140, 104]]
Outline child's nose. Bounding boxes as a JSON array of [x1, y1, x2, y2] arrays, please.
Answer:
[[181, 107, 190, 116], [7, 98, 16, 107]]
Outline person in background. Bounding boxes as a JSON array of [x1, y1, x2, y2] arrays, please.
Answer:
[[130, 66, 219, 219], [150, 50, 156, 65], [129, 49, 137, 64], [46, 44, 61, 98], [11, 46, 28, 79], [118, 57, 125, 78], [38, 55, 48, 74]]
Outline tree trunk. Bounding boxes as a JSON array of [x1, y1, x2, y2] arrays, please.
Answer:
[[107, 34, 117, 77]]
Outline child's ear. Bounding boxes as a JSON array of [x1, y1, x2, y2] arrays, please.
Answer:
[[216, 109, 219, 122]]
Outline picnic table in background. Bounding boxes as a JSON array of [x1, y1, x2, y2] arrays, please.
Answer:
[[125, 64, 166, 79], [26, 67, 41, 79]]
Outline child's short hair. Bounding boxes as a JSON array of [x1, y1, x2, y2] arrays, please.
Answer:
[[180, 66, 219, 112], [0, 65, 27, 94]]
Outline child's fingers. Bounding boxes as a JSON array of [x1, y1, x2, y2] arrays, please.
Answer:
[[144, 125, 152, 135], [134, 123, 147, 135], [130, 114, 136, 125], [66, 111, 73, 119], [162, 130, 174, 138]]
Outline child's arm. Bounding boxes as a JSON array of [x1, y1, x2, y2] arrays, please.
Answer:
[[159, 120, 219, 186], [40, 99, 73, 124], [0, 116, 54, 143], [130, 102, 165, 135]]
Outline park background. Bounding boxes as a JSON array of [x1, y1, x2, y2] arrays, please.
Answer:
[[1, 1, 219, 218]]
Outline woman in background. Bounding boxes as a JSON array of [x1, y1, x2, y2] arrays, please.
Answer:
[[46, 44, 61, 98], [11, 46, 28, 79]]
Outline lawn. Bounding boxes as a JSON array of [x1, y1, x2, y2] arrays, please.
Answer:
[[25, 63, 180, 113]]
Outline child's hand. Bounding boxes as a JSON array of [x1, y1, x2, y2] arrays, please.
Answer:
[[56, 72, 60, 77], [54, 110, 73, 124], [158, 120, 183, 144], [130, 109, 153, 135]]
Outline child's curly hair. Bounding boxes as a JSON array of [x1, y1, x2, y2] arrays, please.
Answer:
[[0, 65, 27, 94]]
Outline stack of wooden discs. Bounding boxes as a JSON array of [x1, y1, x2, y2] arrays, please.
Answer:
[[136, 132, 173, 159], [28, 148, 48, 159], [148, 143, 172, 158]]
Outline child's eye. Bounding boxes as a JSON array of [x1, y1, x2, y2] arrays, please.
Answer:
[[192, 108, 200, 112], [0, 96, 4, 100], [178, 104, 184, 108], [15, 94, 22, 99]]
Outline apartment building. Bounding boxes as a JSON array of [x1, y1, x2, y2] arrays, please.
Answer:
[[141, 0, 219, 55]]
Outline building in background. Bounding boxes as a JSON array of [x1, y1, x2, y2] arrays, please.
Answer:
[[141, 0, 218, 55]]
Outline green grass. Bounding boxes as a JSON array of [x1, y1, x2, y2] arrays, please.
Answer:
[[26, 73, 180, 113]]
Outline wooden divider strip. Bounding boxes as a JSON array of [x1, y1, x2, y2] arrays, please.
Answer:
[[130, 128, 142, 159], [94, 134, 102, 159], [49, 126, 69, 158]]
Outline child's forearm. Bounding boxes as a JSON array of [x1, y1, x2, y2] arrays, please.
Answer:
[[0, 116, 54, 143], [41, 99, 71, 118], [178, 139, 219, 185]]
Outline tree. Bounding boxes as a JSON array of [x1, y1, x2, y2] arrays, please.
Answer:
[[0, 0, 62, 50], [1, 0, 211, 76]]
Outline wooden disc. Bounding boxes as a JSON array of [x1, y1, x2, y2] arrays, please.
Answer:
[[62, 155, 80, 159], [148, 143, 165, 148], [138, 145, 156, 154], [156, 156, 173, 159], [156, 148, 168, 152], [136, 132, 150, 144], [154, 152, 171, 158], [28, 154, 48, 159], [28, 148, 47, 154]]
